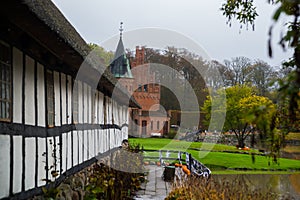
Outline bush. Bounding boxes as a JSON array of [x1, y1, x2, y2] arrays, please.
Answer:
[[36, 143, 146, 200], [166, 175, 288, 200], [168, 129, 178, 139], [84, 143, 145, 200]]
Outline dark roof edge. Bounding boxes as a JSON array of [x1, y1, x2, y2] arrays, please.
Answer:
[[22, 0, 139, 108]]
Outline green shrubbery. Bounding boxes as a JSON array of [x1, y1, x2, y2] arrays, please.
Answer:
[[84, 143, 145, 200], [37, 143, 145, 200], [167, 129, 178, 139]]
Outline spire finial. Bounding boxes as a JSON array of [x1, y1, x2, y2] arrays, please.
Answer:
[[119, 22, 123, 38]]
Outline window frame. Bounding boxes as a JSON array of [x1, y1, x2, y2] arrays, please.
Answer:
[[138, 84, 142, 92], [150, 120, 153, 130]]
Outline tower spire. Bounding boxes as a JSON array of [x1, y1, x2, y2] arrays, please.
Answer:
[[119, 22, 123, 38]]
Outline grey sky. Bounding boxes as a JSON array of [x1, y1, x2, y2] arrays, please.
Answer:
[[52, 0, 292, 67]]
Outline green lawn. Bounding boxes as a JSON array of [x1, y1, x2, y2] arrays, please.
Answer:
[[130, 138, 258, 152], [212, 170, 300, 174], [129, 138, 300, 172]]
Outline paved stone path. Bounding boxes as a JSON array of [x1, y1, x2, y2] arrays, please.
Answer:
[[134, 165, 173, 200]]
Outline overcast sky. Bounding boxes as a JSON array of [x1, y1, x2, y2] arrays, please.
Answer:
[[52, 0, 292, 67]]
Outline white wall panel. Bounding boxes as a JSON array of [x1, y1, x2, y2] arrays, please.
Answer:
[[37, 137, 46, 187], [86, 85, 90, 123], [88, 87, 92, 124], [25, 56, 35, 125], [61, 74, 67, 125], [13, 136, 22, 194], [72, 131, 78, 166], [25, 137, 35, 190], [0, 135, 10, 198], [83, 130, 88, 161], [94, 92, 98, 124], [61, 133, 67, 174], [54, 71, 61, 126], [97, 130, 101, 153], [124, 127, 128, 140], [116, 129, 121, 147], [112, 129, 117, 148], [83, 83, 88, 123], [55, 136, 60, 175], [89, 130, 94, 159], [67, 76, 72, 124], [99, 130, 104, 153], [110, 129, 114, 148], [12, 48, 23, 124], [67, 132, 72, 170], [78, 82, 83, 124], [115, 102, 119, 126], [98, 92, 104, 124], [78, 131, 83, 164], [97, 130, 100, 153], [47, 137, 54, 181], [37, 63, 45, 127], [93, 130, 97, 156], [104, 130, 108, 153], [102, 130, 106, 153]]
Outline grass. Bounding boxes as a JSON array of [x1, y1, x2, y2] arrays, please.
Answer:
[[194, 151, 300, 171], [130, 138, 259, 153], [129, 138, 300, 172], [212, 170, 300, 174]]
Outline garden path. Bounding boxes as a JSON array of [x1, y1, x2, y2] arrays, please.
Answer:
[[134, 165, 173, 200]]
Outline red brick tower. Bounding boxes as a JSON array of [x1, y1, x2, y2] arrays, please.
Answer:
[[129, 46, 170, 137], [109, 24, 170, 137]]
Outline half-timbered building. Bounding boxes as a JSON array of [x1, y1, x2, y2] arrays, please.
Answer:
[[0, 1, 139, 199]]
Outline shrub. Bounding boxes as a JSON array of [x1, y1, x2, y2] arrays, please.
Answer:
[[168, 129, 178, 139], [84, 143, 145, 200], [166, 175, 288, 200]]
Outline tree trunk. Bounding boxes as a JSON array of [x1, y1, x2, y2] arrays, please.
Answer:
[[237, 137, 245, 148]]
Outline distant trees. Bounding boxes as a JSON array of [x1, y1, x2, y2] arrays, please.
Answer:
[[144, 46, 208, 111], [248, 60, 279, 97], [202, 85, 276, 148], [224, 56, 252, 86], [207, 57, 279, 96], [221, 0, 300, 128]]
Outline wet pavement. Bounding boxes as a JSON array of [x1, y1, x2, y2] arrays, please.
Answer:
[[134, 165, 173, 200]]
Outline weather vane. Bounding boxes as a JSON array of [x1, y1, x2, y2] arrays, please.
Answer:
[[119, 22, 123, 38]]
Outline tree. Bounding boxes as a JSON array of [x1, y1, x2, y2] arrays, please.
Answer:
[[224, 56, 252, 86], [248, 60, 279, 97], [202, 85, 276, 148], [205, 60, 232, 89], [145, 46, 208, 111], [221, 0, 300, 126]]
